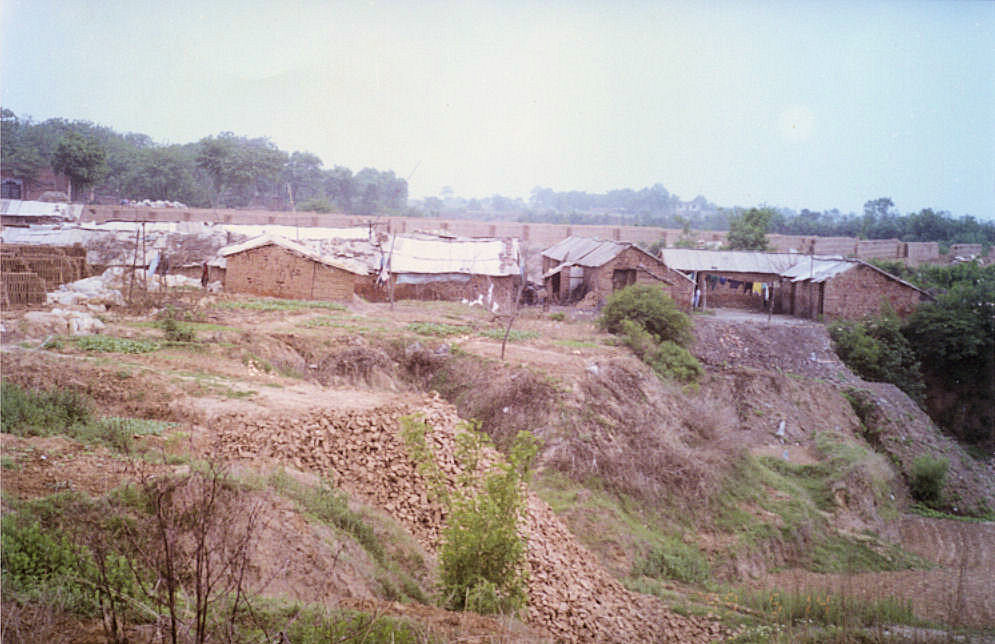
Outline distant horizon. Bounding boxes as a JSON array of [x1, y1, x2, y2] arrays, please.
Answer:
[[4, 105, 991, 223], [3, 1, 992, 219]]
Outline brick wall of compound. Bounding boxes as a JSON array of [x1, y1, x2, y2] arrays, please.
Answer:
[[356, 274, 518, 309], [856, 239, 901, 259], [584, 247, 693, 308], [905, 242, 939, 264], [821, 264, 926, 319], [700, 273, 779, 311], [80, 205, 942, 264], [225, 245, 356, 301], [950, 243, 984, 257]]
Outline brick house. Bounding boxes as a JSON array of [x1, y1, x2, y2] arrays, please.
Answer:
[[660, 248, 800, 311], [220, 234, 366, 301], [358, 233, 522, 311], [1, 168, 71, 202], [781, 258, 932, 320], [542, 237, 694, 307]]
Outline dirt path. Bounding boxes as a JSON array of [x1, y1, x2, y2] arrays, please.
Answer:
[[762, 516, 995, 629]]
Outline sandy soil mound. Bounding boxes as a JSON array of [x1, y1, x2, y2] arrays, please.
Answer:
[[211, 393, 724, 643]]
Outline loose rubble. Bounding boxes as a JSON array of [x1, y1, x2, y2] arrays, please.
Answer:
[[213, 392, 725, 643]]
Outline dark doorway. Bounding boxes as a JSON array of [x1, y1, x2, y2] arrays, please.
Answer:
[[612, 269, 636, 291]]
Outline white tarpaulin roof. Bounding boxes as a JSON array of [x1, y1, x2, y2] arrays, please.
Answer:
[[219, 234, 367, 275], [0, 200, 81, 219], [388, 234, 520, 276], [660, 248, 803, 274], [779, 258, 856, 283]]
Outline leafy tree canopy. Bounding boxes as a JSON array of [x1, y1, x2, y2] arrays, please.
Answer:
[[725, 207, 775, 250], [52, 131, 109, 199]]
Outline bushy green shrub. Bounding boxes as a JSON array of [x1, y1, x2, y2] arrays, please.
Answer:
[[75, 335, 161, 354], [0, 518, 99, 615], [910, 455, 948, 508], [402, 420, 542, 615], [633, 536, 710, 584], [1, 382, 92, 436], [618, 320, 702, 383], [159, 317, 196, 342], [598, 284, 693, 347], [829, 313, 924, 402]]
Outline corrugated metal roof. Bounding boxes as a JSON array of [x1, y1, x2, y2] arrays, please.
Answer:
[[660, 249, 803, 274], [541, 236, 608, 263], [780, 258, 855, 283], [1, 199, 80, 219], [388, 234, 519, 276], [541, 236, 649, 268], [219, 234, 367, 275]]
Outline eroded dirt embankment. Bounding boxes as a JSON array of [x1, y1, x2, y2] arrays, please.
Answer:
[[209, 393, 725, 643]]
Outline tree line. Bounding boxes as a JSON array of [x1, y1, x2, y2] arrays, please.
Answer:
[[516, 189, 993, 249], [1, 109, 407, 214]]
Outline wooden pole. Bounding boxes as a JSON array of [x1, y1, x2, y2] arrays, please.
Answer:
[[127, 227, 140, 304], [141, 222, 148, 296]]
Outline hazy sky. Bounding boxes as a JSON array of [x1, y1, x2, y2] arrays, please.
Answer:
[[2, 1, 993, 217]]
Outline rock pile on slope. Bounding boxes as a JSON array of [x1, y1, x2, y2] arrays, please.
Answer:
[[212, 393, 723, 643]]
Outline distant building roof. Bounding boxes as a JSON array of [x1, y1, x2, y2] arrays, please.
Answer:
[[542, 236, 658, 268], [780, 257, 856, 283], [1, 199, 80, 220], [662, 248, 930, 296], [219, 234, 367, 275], [388, 234, 520, 276], [660, 248, 802, 274]]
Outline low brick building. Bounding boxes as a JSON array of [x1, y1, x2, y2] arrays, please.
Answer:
[[660, 248, 799, 311], [542, 237, 694, 307], [359, 234, 522, 311], [220, 234, 365, 301], [781, 258, 931, 319]]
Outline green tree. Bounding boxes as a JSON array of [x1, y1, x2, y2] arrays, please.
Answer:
[[324, 165, 355, 211], [0, 109, 49, 185], [284, 151, 324, 208], [725, 206, 775, 250], [52, 131, 109, 201], [598, 284, 693, 346], [829, 312, 925, 402], [124, 146, 202, 202]]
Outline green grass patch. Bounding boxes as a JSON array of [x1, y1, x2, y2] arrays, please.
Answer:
[[405, 321, 472, 337], [632, 534, 711, 584], [214, 297, 346, 312], [74, 335, 161, 354], [129, 320, 238, 333], [734, 588, 918, 629], [242, 600, 438, 643], [714, 450, 920, 574], [553, 339, 601, 349], [267, 471, 428, 604], [1, 382, 171, 453], [478, 328, 539, 342], [908, 503, 994, 523]]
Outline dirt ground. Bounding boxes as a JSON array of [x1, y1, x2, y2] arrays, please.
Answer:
[[761, 517, 995, 629], [2, 295, 993, 639]]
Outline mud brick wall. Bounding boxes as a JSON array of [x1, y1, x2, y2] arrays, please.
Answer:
[[225, 245, 356, 301], [822, 264, 927, 319], [702, 280, 767, 310], [950, 243, 984, 257], [696, 271, 781, 311], [356, 274, 517, 308], [768, 234, 812, 252], [583, 247, 693, 308], [856, 239, 901, 259], [812, 237, 858, 255], [904, 242, 940, 264], [792, 281, 821, 319]]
